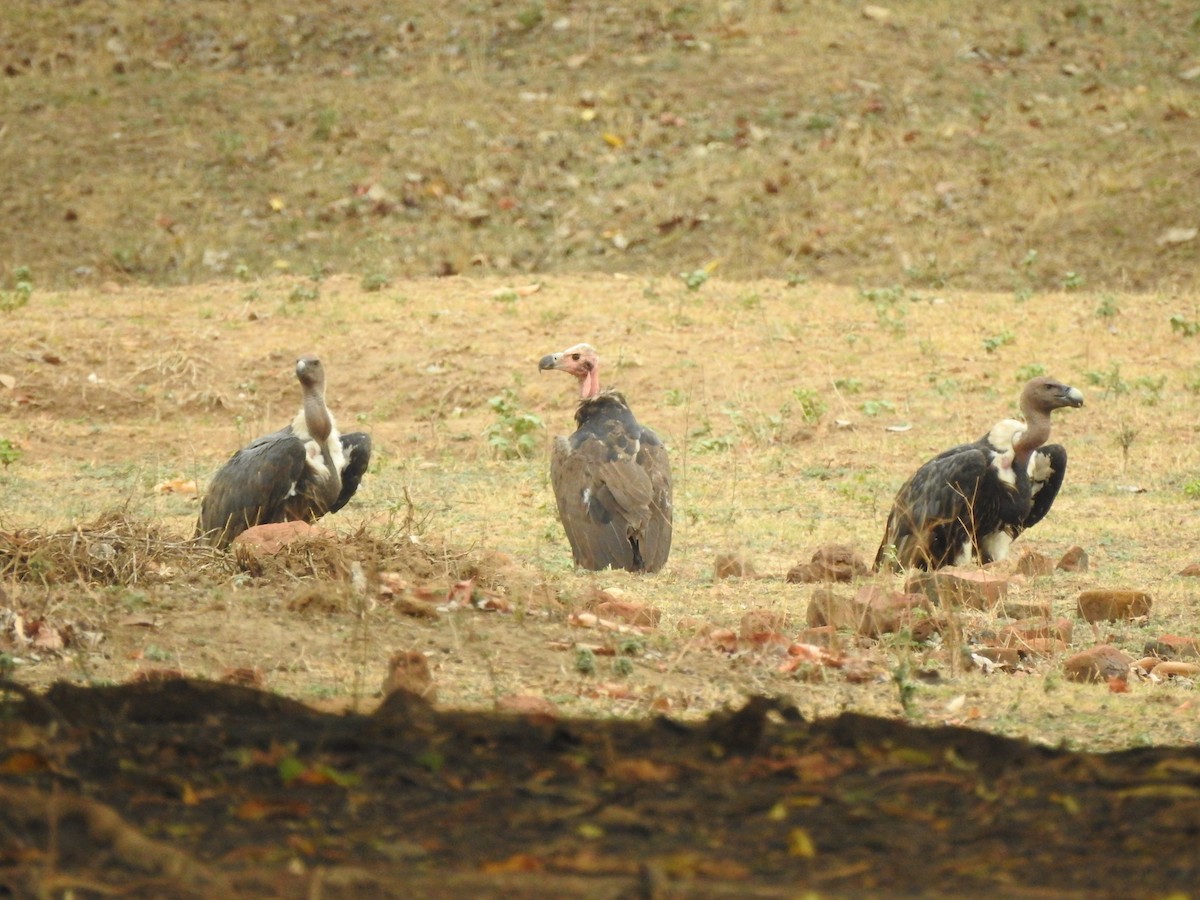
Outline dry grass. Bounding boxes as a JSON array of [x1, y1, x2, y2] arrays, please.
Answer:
[[1, 273, 1199, 749], [1, 1, 1197, 292]]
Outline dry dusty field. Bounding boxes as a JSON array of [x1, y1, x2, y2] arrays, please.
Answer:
[[2, 272, 1198, 752]]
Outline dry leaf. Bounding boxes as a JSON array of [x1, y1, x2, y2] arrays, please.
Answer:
[[153, 478, 198, 495], [0, 374, 15, 390]]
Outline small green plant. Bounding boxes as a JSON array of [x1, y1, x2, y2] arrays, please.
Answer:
[[859, 284, 908, 335], [1095, 295, 1119, 319], [1, 266, 33, 312], [785, 272, 808, 287], [693, 434, 735, 453], [792, 387, 827, 424], [833, 377, 862, 394], [484, 389, 544, 460], [1115, 423, 1138, 470], [678, 268, 711, 291], [612, 656, 634, 677], [860, 399, 896, 417], [1015, 363, 1046, 381], [1183, 479, 1200, 499], [1133, 375, 1167, 405], [288, 283, 320, 304], [663, 388, 687, 406], [982, 330, 1015, 354], [575, 647, 596, 675], [1170, 314, 1200, 337], [738, 292, 762, 310], [1062, 271, 1084, 291], [0, 439, 22, 468], [361, 272, 391, 293], [1085, 362, 1129, 397]]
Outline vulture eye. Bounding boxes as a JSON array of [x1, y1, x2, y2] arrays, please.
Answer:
[[571, 354, 581, 361]]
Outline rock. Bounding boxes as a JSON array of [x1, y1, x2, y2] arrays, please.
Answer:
[[973, 647, 1021, 668], [787, 544, 868, 583], [708, 628, 740, 653], [906, 569, 1009, 611], [853, 585, 933, 638], [1000, 617, 1074, 646], [793, 625, 839, 648], [595, 599, 661, 628], [862, 4, 892, 22], [497, 694, 560, 719], [997, 597, 1052, 619], [1063, 645, 1133, 683], [1013, 638, 1069, 658], [675, 616, 717, 637], [805, 587, 860, 630], [1153, 661, 1200, 678], [715, 553, 756, 579], [1057, 546, 1089, 573], [382, 651, 436, 702], [221, 667, 266, 688], [1076, 590, 1152, 623], [1177, 563, 1200, 577], [1016, 550, 1055, 578], [232, 520, 327, 555], [1143, 634, 1200, 659], [740, 609, 789, 642]]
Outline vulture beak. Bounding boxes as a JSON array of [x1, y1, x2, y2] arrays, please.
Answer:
[[1062, 385, 1084, 408], [538, 353, 561, 372]]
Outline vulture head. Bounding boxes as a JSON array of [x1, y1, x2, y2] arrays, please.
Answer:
[[539, 343, 601, 399], [1013, 376, 1083, 459]]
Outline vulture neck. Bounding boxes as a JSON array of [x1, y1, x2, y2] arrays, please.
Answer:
[[302, 385, 333, 443], [578, 366, 601, 400], [1013, 404, 1051, 467]]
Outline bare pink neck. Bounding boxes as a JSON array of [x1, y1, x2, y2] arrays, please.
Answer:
[[303, 386, 333, 442], [579, 366, 600, 400]]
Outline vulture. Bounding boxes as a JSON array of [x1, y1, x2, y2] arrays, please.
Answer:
[[197, 356, 371, 548], [874, 376, 1084, 572], [539, 343, 672, 572]]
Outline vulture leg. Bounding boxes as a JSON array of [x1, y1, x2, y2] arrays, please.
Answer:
[[330, 432, 372, 514]]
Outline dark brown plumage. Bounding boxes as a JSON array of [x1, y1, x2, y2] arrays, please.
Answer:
[[539, 343, 672, 573], [197, 356, 371, 548], [874, 377, 1083, 572]]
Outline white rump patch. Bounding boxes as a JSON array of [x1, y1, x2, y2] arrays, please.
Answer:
[[980, 531, 1013, 562], [951, 540, 974, 567]]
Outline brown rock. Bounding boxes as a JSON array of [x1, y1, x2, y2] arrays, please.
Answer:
[[973, 647, 1021, 668], [1143, 634, 1200, 659], [382, 650, 437, 702], [595, 600, 661, 628], [1000, 617, 1074, 646], [497, 694, 560, 719], [1057, 545, 1089, 573], [997, 597, 1052, 620], [1062, 645, 1133, 683], [1177, 563, 1200, 577], [793, 625, 839, 648], [740, 609, 789, 642], [232, 520, 326, 555], [906, 569, 1009, 611], [221, 666, 266, 688], [854, 585, 933, 638], [1015, 638, 1069, 658], [708, 628, 740, 653], [1153, 661, 1200, 678], [805, 587, 862, 630], [675, 616, 716, 637], [715, 553, 757, 579], [1016, 550, 1056, 578], [788, 544, 868, 583], [1076, 590, 1152, 623]]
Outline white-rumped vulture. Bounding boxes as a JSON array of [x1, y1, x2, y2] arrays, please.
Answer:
[[874, 376, 1083, 572], [197, 356, 371, 548], [539, 343, 672, 573]]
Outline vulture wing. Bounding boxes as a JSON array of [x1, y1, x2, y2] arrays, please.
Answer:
[[330, 431, 372, 514], [635, 434, 673, 573], [1020, 443, 1067, 531], [198, 429, 307, 548], [550, 428, 669, 572], [875, 444, 992, 571]]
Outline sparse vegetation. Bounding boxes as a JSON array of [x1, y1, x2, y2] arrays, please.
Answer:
[[484, 389, 544, 460], [0, 266, 33, 313]]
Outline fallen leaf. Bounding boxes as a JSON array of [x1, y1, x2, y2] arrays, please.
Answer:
[[0, 374, 15, 390], [788, 827, 818, 858], [481, 853, 544, 873], [486, 283, 541, 298], [153, 478, 198, 495]]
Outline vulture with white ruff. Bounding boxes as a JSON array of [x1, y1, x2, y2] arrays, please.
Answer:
[[197, 356, 371, 548], [874, 376, 1083, 572], [539, 343, 672, 572]]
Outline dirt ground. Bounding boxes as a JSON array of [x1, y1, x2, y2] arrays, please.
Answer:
[[2, 273, 1200, 894]]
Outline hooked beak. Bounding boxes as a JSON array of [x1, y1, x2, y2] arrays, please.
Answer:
[[538, 353, 561, 372], [1063, 386, 1084, 408]]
